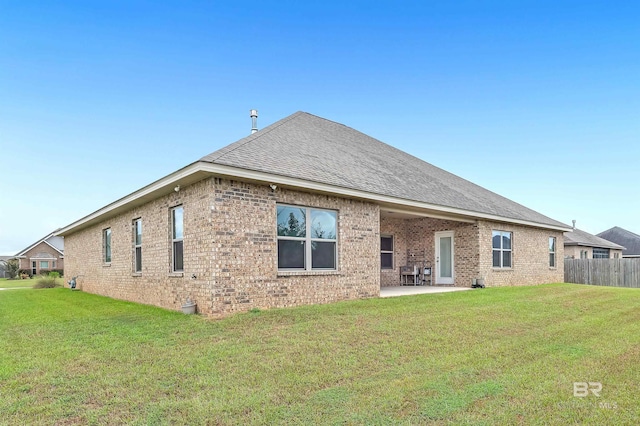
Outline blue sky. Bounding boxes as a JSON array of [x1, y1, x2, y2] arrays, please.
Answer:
[[1, 1, 638, 254]]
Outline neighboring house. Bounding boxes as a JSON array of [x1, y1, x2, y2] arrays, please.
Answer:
[[0, 256, 13, 278], [15, 232, 64, 275], [57, 111, 570, 317], [596, 227, 640, 258], [564, 227, 624, 259]]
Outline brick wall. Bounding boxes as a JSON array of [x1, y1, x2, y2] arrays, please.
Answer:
[[64, 177, 380, 317], [478, 221, 564, 286], [65, 178, 216, 313], [210, 179, 380, 316]]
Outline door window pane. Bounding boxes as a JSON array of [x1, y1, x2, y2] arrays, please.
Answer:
[[440, 237, 452, 278]]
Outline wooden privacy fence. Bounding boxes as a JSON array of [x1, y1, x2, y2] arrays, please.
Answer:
[[564, 258, 640, 288]]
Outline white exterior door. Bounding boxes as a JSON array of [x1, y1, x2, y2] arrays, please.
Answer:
[[435, 231, 454, 285]]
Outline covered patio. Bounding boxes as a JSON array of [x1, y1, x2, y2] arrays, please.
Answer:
[[379, 209, 479, 289]]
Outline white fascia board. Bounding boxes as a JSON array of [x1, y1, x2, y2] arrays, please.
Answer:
[[201, 163, 572, 232], [57, 161, 571, 236]]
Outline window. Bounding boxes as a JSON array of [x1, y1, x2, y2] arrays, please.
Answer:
[[381, 235, 394, 269], [549, 237, 556, 267], [580, 250, 588, 259], [52, 261, 56, 268], [133, 218, 142, 273], [40, 261, 49, 269], [171, 206, 184, 272], [276, 205, 337, 270], [614, 252, 620, 259], [593, 248, 610, 259], [103, 228, 112, 263], [492, 230, 512, 268]]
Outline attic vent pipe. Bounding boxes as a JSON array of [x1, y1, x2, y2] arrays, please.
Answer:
[[572, 219, 576, 230], [250, 109, 258, 134]]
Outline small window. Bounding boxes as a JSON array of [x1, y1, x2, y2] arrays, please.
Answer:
[[103, 228, 112, 263], [277, 205, 337, 271], [593, 248, 609, 259], [133, 218, 142, 273], [40, 261, 49, 269], [492, 230, 512, 268], [171, 207, 184, 272], [52, 261, 56, 268], [549, 237, 556, 267], [614, 252, 620, 259], [580, 250, 588, 259], [381, 235, 394, 269]]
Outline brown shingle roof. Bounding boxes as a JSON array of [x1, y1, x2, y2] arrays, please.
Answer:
[[201, 111, 568, 229]]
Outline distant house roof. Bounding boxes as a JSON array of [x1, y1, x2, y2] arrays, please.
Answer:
[[15, 232, 64, 257], [597, 227, 640, 257], [564, 228, 625, 250], [58, 111, 570, 236]]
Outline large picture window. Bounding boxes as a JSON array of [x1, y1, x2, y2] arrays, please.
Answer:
[[549, 237, 556, 267], [103, 228, 112, 263], [171, 206, 184, 272], [381, 235, 394, 269], [492, 230, 512, 268], [277, 205, 337, 270], [133, 218, 142, 273]]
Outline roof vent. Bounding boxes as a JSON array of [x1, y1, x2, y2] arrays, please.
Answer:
[[250, 109, 258, 134], [572, 219, 576, 230]]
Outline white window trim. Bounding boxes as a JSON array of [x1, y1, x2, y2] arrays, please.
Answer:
[[276, 204, 338, 271], [103, 228, 112, 264], [549, 237, 556, 268], [133, 218, 142, 273], [171, 206, 184, 272], [492, 230, 512, 269]]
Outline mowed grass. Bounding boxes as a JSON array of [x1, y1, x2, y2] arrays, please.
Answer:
[[0, 277, 39, 289], [1, 284, 639, 425]]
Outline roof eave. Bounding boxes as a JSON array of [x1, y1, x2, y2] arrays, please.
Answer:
[[57, 162, 572, 236]]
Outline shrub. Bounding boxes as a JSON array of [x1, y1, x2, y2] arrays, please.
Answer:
[[33, 274, 61, 289], [18, 269, 32, 279]]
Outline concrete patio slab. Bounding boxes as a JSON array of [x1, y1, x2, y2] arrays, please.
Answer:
[[380, 286, 473, 298]]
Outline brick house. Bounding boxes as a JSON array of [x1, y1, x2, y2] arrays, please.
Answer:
[[58, 112, 570, 317], [564, 227, 624, 259], [15, 232, 64, 276]]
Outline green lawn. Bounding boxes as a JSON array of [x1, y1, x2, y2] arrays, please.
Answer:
[[1, 284, 638, 425], [0, 277, 39, 289]]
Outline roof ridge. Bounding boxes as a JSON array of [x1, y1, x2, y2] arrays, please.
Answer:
[[203, 111, 306, 163]]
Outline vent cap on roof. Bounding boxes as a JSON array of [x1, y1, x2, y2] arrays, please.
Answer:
[[250, 109, 258, 134]]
